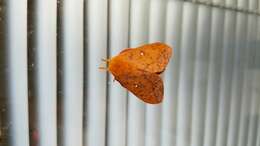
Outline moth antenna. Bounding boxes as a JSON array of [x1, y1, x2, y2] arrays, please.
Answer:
[[98, 66, 108, 71], [101, 58, 110, 63]]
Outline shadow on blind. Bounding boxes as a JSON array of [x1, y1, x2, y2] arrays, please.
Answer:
[[1, 0, 260, 146]]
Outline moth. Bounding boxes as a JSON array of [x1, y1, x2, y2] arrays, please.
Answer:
[[101, 42, 172, 104]]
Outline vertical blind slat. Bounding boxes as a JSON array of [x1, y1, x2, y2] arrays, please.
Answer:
[[249, 0, 258, 11], [107, 0, 129, 146], [145, 0, 166, 146], [256, 16, 260, 146], [62, 0, 84, 146], [225, 0, 236, 7], [176, 3, 198, 146], [237, 0, 248, 10], [226, 12, 247, 146], [127, 0, 149, 146], [212, 0, 225, 5], [203, 7, 225, 146], [258, 0, 260, 13], [7, 0, 30, 146], [255, 87, 260, 146], [191, 5, 211, 146], [216, 10, 236, 146], [246, 15, 258, 146], [35, 0, 57, 146], [238, 14, 255, 146], [85, 0, 108, 146], [161, 1, 183, 146]]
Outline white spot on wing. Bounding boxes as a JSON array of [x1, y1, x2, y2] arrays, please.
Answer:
[[140, 51, 144, 56]]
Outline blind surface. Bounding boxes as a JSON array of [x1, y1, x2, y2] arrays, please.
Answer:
[[1, 0, 260, 146]]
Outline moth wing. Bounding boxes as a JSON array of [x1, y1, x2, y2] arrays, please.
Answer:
[[119, 48, 133, 54], [118, 42, 172, 73], [115, 68, 164, 104]]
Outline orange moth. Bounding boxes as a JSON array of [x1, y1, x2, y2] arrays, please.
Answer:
[[101, 42, 172, 104]]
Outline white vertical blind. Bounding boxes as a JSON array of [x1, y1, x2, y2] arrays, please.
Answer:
[[145, 0, 166, 146], [203, 7, 225, 146], [127, 0, 149, 146], [227, 12, 247, 146], [6, 0, 30, 146], [62, 0, 84, 146], [161, 1, 183, 146], [85, 0, 107, 146], [191, 5, 211, 146], [176, 3, 198, 146], [3, 1, 260, 146], [35, 0, 57, 146], [107, 0, 129, 146], [216, 10, 236, 146]]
